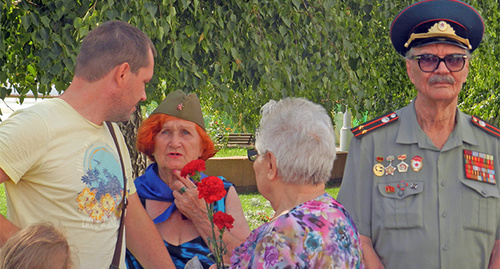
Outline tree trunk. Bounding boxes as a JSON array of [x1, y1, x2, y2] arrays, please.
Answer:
[[117, 105, 147, 179]]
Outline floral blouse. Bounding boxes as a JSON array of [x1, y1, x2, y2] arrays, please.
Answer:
[[230, 193, 363, 268]]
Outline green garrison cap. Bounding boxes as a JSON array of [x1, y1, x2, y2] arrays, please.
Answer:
[[152, 90, 206, 130]]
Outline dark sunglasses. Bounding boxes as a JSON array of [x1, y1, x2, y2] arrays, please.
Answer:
[[247, 148, 258, 162], [410, 54, 468, 73]]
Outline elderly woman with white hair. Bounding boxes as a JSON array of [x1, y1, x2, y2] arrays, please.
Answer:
[[229, 98, 363, 268]]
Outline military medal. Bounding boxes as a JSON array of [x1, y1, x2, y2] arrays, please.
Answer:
[[397, 154, 408, 173], [373, 156, 385, 177], [385, 155, 395, 176], [385, 185, 395, 194], [411, 155, 423, 172], [397, 180, 408, 196], [463, 150, 496, 184]]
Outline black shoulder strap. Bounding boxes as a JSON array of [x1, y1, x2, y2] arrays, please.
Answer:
[[351, 112, 399, 138], [471, 116, 500, 138], [105, 121, 128, 269]]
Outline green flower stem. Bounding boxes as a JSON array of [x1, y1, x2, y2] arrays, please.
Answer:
[[206, 202, 225, 268]]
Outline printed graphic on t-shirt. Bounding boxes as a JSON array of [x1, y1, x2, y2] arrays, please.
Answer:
[[77, 142, 124, 223]]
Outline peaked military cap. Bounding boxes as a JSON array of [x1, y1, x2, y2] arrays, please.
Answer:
[[390, 0, 484, 56], [152, 90, 206, 130]]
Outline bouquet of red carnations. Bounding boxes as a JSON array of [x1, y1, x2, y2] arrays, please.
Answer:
[[181, 160, 234, 269]]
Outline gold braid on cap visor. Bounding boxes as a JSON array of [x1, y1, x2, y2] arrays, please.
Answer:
[[404, 21, 472, 49]]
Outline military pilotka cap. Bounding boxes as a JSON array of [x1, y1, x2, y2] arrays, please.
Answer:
[[152, 90, 206, 130], [390, 0, 484, 56]]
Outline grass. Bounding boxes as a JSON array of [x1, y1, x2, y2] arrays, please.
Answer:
[[214, 147, 247, 157], [239, 192, 275, 230], [239, 186, 340, 230]]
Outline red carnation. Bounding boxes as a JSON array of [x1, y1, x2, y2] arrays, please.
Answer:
[[197, 176, 227, 204], [213, 211, 234, 231], [180, 159, 206, 180]]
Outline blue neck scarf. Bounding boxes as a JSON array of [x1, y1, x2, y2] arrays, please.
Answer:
[[135, 163, 186, 223]]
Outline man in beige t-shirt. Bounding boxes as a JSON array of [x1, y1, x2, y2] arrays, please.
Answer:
[[0, 21, 174, 268]]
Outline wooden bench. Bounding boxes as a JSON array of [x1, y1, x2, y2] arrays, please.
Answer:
[[225, 133, 254, 148]]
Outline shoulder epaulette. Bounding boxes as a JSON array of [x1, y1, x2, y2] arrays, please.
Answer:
[[351, 112, 399, 138], [471, 116, 500, 138]]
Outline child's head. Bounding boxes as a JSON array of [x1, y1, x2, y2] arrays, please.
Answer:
[[0, 222, 73, 269]]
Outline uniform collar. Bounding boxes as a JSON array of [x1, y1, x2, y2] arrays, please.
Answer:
[[396, 100, 478, 150]]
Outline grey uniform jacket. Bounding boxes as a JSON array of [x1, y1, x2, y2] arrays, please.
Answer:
[[337, 101, 500, 269]]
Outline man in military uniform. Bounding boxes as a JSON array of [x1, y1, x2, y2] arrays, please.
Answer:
[[337, 0, 500, 268]]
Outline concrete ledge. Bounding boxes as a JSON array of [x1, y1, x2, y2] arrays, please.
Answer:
[[206, 156, 257, 193], [205, 151, 347, 193]]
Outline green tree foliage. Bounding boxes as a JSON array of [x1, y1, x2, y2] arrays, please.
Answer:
[[460, 0, 500, 127], [1, 0, 499, 129]]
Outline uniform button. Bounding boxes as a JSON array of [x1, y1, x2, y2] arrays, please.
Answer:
[[441, 181, 446, 186], [441, 212, 447, 218], [443, 245, 449, 251]]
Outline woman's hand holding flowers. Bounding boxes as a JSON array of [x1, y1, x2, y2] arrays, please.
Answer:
[[172, 170, 208, 222]]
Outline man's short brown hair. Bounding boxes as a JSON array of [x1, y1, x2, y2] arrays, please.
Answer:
[[74, 20, 157, 82]]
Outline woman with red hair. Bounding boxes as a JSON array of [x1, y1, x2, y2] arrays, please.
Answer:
[[125, 90, 250, 269]]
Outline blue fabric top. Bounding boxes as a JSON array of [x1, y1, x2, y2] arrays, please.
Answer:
[[126, 163, 234, 269]]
